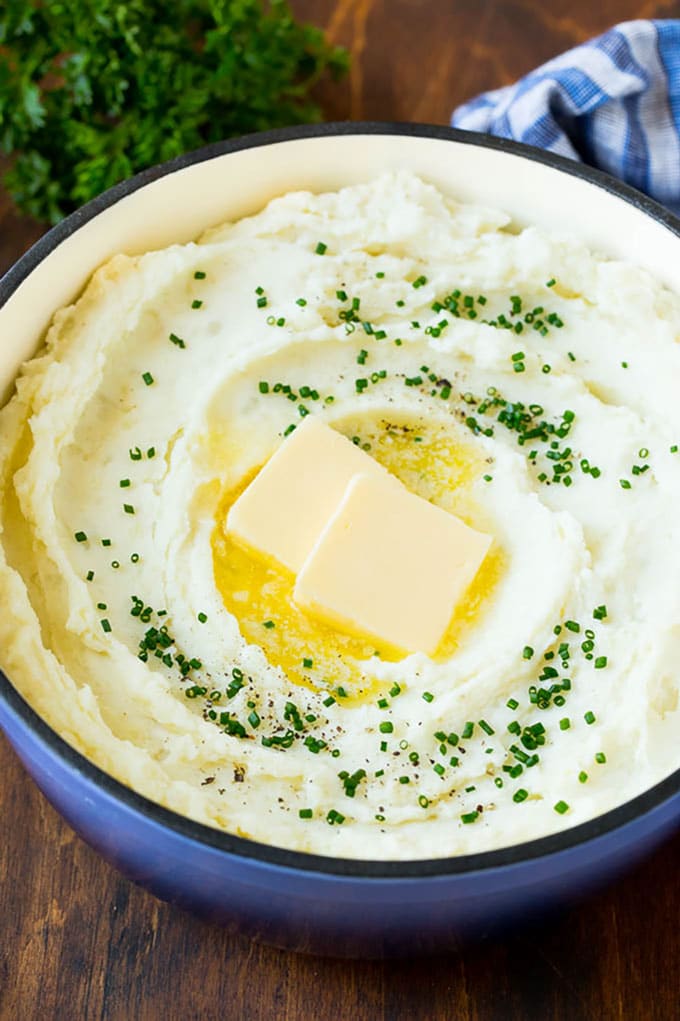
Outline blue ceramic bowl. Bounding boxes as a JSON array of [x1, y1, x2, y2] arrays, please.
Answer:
[[1, 124, 679, 958]]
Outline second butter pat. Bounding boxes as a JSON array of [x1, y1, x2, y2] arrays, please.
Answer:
[[294, 472, 492, 656]]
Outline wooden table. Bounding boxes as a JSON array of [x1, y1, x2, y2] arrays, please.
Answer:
[[2, 2, 679, 1017]]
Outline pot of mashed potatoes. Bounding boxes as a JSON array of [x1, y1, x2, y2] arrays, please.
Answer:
[[0, 171, 678, 860]]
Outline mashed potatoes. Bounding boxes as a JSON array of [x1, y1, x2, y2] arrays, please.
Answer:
[[0, 172, 678, 859]]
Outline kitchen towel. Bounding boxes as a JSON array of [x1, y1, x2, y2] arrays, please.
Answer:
[[452, 20, 680, 212]]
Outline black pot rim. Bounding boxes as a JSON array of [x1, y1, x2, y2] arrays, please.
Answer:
[[1, 120, 679, 881]]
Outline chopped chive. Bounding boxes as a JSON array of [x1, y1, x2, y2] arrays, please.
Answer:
[[554, 800, 569, 814], [522, 646, 534, 660], [461, 810, 479, 824], [123, 504, 135, 514], [584, 710, 596, 725], [119, 479, 131, 488], [595, 751, 607, 764], [197, 612, 208, 623], [262, 619, 275, 629], [578, 770, 589, 783], [74, 531, 88, 543], [513, 788, 528, 803], [86, 570, 94, 581], [315, 242, 327, 255], [169, 332, 185, 348], [142, 372, 154, 386], [594, 656, 607, 669], [191, 299, 203, 309], [258, 381, 269, 394], [100, 618, 111, 633], [422, 691, 434, 703]]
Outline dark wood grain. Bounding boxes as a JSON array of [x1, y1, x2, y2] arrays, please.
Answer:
[[2, 2, 680, 1018]]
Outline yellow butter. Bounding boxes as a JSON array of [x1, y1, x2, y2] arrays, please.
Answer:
[[225, 416, 392, 573], [294, 472, 492, 655]]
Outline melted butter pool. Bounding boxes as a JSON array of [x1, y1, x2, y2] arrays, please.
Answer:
[[211, 414, 505, 699]]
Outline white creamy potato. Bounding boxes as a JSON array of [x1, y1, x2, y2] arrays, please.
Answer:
[[0, 171, 679, 859]]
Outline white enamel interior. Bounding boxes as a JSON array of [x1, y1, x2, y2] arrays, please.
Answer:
[[1, 131, 679, 405]]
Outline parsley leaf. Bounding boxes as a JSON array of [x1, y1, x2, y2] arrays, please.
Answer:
[[0, 0, 348, 223]]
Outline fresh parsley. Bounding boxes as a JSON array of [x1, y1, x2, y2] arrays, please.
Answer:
[[0, 0, 348, 223]]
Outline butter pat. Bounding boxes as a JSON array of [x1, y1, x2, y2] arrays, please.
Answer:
[[294, 473, 492, 655], [225, 416, 391, 573]]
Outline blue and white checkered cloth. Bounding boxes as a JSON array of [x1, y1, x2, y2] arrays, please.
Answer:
[[452, 20, 680, 213]]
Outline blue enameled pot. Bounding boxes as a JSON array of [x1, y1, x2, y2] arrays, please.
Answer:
[[1, 124, 678, 958]]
